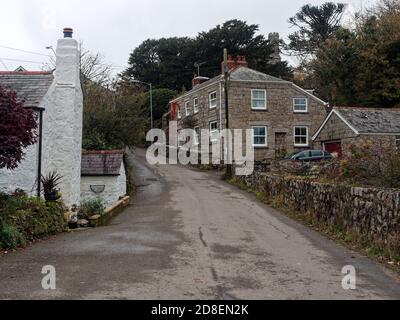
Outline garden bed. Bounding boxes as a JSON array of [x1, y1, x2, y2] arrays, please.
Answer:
[[0, 192, 67, 250]]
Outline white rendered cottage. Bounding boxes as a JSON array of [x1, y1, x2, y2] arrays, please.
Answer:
[[0, 28, 83, 207]]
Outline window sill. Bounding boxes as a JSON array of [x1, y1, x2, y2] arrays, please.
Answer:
[[253, 145, 269, 149], [251, 108, 268, 112], [294, 145, 310, 148], [293, 111, 309, 114]]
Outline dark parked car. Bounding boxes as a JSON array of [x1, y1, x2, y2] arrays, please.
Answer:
[[286, 150, 333, 162]]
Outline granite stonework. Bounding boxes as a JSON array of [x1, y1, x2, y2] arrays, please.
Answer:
[[313, 108, 400, 156], [235, 168, 400, 249], [169, 65, 328, 162]]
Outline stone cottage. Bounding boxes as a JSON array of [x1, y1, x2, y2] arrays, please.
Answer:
[[166, 56, 329, 161], [80, 150, 127, 208], [312, 107, 400, 157], [0, 28, 83, 207]]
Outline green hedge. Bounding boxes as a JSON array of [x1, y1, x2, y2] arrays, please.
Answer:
[[0, 193, 67, 250]]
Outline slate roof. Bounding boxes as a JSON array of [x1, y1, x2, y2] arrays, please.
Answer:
[[81, 150, 124, 176], [229, 67, 285, 82], [0, 71, 54, 108], [171, 66, 286, 103], [335, 107, 400, 134], [188, 74, 223, 93]]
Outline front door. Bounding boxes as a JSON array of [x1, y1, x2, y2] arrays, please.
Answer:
[[275, 133, 287, 159]]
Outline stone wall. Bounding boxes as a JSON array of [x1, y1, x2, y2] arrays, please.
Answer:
[[235, 170, 400, 248], [174, 80, 224, 133], [313, 111, 399, 157], [172, 71, 328, 162], [229, 81, 327, 160]]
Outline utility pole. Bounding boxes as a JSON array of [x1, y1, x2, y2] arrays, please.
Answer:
[[223, 49, 233, 178], [150, 83, 154, 129]]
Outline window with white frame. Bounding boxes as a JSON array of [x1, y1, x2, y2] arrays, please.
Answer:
[[294, 126, 309, 147], [194, 98, 199, 114], [209, 121, 219, 141], [177, 106, 182, 119], [178, 130, 185, 146], [185, 101, 190, 116], [293, 97, 308, 113], [252, 126, 268, 147], [209, 91, 217, 109], [194, 127, 200, 145], [251, 90, 267, 110]]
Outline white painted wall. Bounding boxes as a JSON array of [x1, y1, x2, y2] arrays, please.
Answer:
[[42, 37, 83, 207], [80, 163, 127, 208], [0, 82, 52, 196], [0, 142, 39, 195], [0, 32, 83, 207]]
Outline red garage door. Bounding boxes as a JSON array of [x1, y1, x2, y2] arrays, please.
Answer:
[[324, 141, 342, 158]]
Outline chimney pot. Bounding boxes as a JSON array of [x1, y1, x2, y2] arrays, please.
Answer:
[[63, 28, 73, 38]]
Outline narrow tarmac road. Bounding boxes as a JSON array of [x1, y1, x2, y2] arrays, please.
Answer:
[[0, 148, 399, 299]]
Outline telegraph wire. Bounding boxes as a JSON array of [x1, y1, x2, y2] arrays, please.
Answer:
[[0, 57, 45, 64], [0, 44, 127, 71], [0, 58, 9, 70], [0, 45, 52, 57]]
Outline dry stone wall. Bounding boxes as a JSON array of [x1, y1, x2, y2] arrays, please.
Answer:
[[235, 169, 400, 249]]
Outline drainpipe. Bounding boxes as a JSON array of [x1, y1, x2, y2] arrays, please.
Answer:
[[219, 81, 223, 158], [31, 107, 45, 198]]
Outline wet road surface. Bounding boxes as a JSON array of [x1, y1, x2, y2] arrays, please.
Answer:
[[0, 148, 399, 299]]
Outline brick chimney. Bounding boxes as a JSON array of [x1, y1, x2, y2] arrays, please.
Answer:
[[192, 75, 210, 89], [236, 55, 248, 68], [221, 55, 248, 74]]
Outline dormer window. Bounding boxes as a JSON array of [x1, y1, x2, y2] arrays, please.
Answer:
[[293, 98, 308, 113], [177, 107, 182, 119]]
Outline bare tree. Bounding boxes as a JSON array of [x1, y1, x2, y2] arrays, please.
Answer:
[[43, 41, 113, 88]]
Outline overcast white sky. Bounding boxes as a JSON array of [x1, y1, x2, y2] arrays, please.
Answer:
[[0, 0, 378, 73]]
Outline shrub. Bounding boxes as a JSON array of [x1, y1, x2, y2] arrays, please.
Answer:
[[0, 85, 38, 170], [0, 223, 26, 249], [78, 198, 105, 219], [341, 140, 400, 188], [0, 193, 67, 249]]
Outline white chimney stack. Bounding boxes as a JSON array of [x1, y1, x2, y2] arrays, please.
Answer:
[[55, 28, 80, 86], [42, 28, 83, 207]]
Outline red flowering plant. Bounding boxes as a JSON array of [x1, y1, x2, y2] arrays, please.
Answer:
[[0, 85, 37, 170]]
